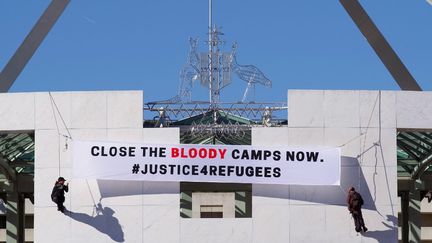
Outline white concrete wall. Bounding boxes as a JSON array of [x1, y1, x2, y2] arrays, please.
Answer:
[[32, 91, 180, 243], [0, 91, 180, 243], [250, 89, 431, 243], [1, 90, 431, 242]]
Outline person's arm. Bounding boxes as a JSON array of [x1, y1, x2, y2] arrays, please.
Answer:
[[64, 183, 69, 192]]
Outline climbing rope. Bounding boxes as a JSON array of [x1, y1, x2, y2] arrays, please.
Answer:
[[49, 92, 73, 176]]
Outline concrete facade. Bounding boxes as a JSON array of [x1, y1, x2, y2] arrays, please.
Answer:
[[252, 90, 399, 243], [1, 89, 431, 242]]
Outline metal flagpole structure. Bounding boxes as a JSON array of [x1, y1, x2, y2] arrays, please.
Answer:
[[208, 0, 213, 104], [145, 0, 279, 134]]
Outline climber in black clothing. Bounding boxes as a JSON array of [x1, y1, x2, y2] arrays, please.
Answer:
[[51, 177, 69, 213], [347, 187, 367, 233]]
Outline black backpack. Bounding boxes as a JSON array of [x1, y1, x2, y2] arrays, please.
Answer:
[[351, 192, 363, 210], [51, 185, 59, 203]]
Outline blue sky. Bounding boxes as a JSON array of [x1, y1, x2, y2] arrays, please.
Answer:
[[1, 1, 431, 103]]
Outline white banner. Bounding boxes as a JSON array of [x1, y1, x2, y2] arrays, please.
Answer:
[[73, 141, 340, 185]]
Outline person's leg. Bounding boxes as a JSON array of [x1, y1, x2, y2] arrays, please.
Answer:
[[56, 201, 63, 212], [57, 198, 65, 213], [353, 213, 361, 232], [358, 210, 367, 231]]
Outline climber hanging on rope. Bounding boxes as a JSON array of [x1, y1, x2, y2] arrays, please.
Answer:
[[51, 177, 69, 213], [347, 186, 368, 233]]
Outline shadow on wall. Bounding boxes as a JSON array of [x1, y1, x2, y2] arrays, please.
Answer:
[[361, 215, 397, 241], [254, 156, 377, 210], [64, 203, 124, 243]]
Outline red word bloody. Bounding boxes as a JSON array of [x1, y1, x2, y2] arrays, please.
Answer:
[[171, 147, 227, 160]]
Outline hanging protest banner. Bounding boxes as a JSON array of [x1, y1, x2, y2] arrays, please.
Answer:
[[73, 140, 340, 185]]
